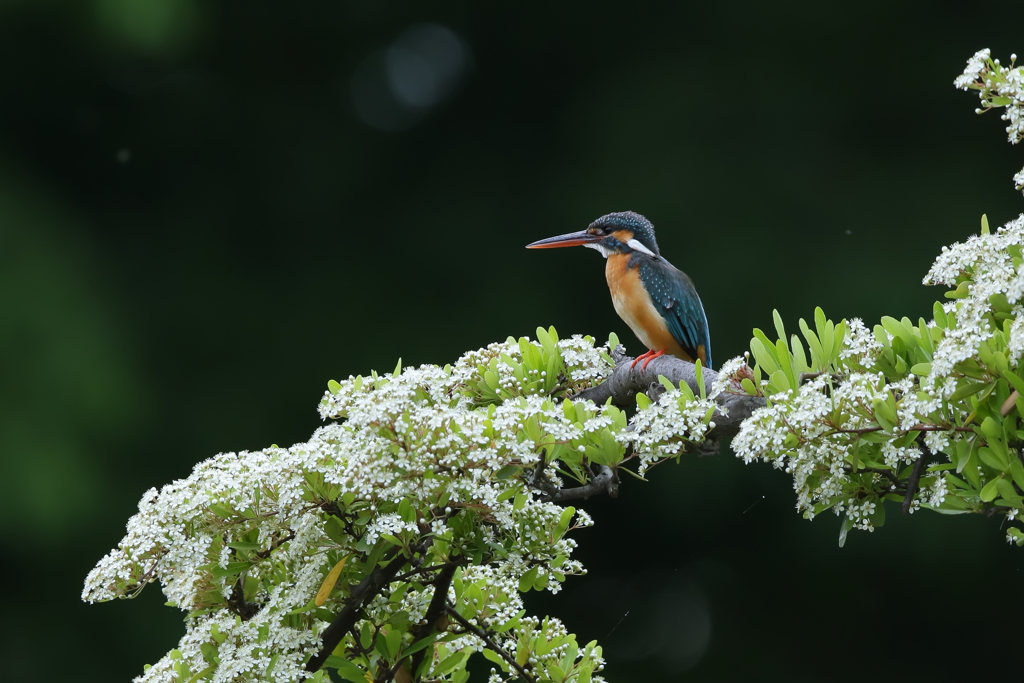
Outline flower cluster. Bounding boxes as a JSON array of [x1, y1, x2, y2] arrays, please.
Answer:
[[734, 212, 1024, 545], [729, 49, 1024, 543], [84, 329, 613, 683], [624, 366, 721, 475], [84, 52, 1024, 680], [955, 49, 1024, 193]]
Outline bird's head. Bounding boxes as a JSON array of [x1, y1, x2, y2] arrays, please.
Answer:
[[525, 211, 660, 258]]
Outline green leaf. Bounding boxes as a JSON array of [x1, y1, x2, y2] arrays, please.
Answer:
[[363, 540, 385, 573], [227, 541, 262, 551], [790, 334, 808, 372], [838, 516, 854, 548], [1009, 457, 1024, 491], [871, 398, 896, 433], [945, 281, 971, 299], [183, 666, 215, 683], [775, 338, 796, 390], [327, 380, 342, 395], [881, 316, 915, 349], [211, 562, 252, 578], [536, 326, 555, 355], [981, 213, 990, 235], [978, 446, 1008, 470], [494, 465, 518, 481], [608, 332, 620, 352], [981, 416, 1004, 443], [1003, 370, 1024, 397], [799, 317, 825, 369], [694, 360, 706, 400], [433, 652, 467, 676], [980, 478, 1000, 502], [323, 656, 369, 683], [209, 503, 234, 519], [769, 370, 790, 393], [324, 517, 347, 546], [518, 567, 539, 593], [636, 392, 652, 409], [385, 629, 402, 659], [911, 363, 932, 376], [995, 478, 1023, 505], [949, 380, 992, 403], [482, 649, 508, 670], [819, 315, 836, 364], [287, 599, 317, 616], [750, 337, 780, 375], [555, 506, 575, 538], [772, 309, 787, 343]]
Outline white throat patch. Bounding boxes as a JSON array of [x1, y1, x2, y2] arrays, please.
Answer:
[[626, 239, 656, 257], [583, 242, 615, 258]]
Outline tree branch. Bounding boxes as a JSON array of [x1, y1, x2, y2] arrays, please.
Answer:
[[305, 550, 409, 673], [574, 349, 765, 447], [538, 465, 618, 503], [527, 350, 765, 504], [444, 606, 535, 683], [409, 564, 457, 681], [226, 577, 261, 620]]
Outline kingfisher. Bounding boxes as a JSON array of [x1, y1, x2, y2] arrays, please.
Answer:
[[526, 211, 712, 371]]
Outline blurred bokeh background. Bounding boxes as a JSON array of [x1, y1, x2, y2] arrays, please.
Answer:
[[2, 1, 1023, 681]]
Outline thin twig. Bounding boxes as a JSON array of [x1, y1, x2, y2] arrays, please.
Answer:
[[845, 466, 902, 489], [530, 457, 560, 497], [903, 452, 930, 514], [832, 425, 974, 436], [255, 530, 295, 559], [444, 606, 535, 683], [391, 564, 448, 585]]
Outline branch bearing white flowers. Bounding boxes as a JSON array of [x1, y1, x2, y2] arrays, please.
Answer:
[[956, 49, 1024, 193], [84, 48, 1024, 683], [84, 331, 613, 683]]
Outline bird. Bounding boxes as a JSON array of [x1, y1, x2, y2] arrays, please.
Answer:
[[526, 211, 712, 371]]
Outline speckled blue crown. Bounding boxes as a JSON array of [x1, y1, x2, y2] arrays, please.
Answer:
[[589, 211, 660, 256]]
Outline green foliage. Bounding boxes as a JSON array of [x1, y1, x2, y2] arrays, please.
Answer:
[[85, 328, 613, 683], [749, 307, 847, 394], [735, 216, 1024, 546]]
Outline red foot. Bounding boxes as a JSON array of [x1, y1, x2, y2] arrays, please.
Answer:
[[630, 348, 666, 371], [630, 349, 655, 369]]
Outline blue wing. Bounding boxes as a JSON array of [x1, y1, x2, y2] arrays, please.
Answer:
[[638, 259, 713, 369]]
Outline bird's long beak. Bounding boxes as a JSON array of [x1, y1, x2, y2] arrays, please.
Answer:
[[525, 230, 602, 249]]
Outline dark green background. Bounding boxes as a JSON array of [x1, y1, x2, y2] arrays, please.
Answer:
[[2, 1, 1022, 681]]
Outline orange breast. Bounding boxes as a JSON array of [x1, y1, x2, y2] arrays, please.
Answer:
[[605, 254, 690, 360]]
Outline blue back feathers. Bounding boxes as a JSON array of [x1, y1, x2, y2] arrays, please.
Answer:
[[638, 261, 712, 369]]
